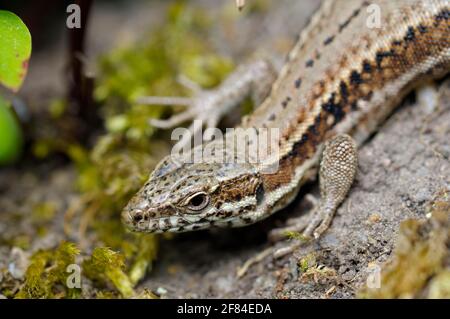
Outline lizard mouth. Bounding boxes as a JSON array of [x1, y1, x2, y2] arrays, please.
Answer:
[[149, 221, 212, 233], [121, 207, 206, 233]]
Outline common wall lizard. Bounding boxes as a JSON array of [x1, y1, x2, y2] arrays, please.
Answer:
[[122, 0, 449, 257]]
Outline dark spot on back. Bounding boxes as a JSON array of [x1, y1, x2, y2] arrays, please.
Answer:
[[323, 35, 334, 46], [404, 26, 415, 42], [306, 59, 314, 68], [350, 71, 363, 85], [322, 93, 344, 123], [308, 121, 319, 136], [376, 50, 396, 69], [339, 81, 349, 103], [294, 78, 302, 89], [362, 60, 372, 73], [418, 24, 427, 33], [435, 8, 449, 22]]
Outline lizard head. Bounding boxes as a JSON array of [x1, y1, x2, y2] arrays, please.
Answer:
[[121, 155, 264, 233]]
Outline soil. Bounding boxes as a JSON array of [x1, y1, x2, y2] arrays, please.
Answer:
[[0, 0, 448, 299]]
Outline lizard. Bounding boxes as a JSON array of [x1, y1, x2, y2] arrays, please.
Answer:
[[121, 0, 450, 259]]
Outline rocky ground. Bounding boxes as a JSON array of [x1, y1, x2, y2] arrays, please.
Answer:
[[0, 0, 448, 298]]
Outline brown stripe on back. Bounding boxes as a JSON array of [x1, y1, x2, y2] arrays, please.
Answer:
[[262, 9, 449, 193]]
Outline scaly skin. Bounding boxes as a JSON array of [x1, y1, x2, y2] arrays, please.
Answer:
[[122, 1, 449, 240]]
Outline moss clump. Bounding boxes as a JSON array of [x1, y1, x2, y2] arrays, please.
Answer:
[[94, 0, 233, 140], [82, 247, 134, 298], [285, 231, 310, 243], [298, 253, 317, 273], [128, 234, 159, 285], [10, 243, 157, 298], [68, 0, 234, 286], [7, 1, 239, 299], [15, 242, 80, 299], [359, 192, 450, 298]]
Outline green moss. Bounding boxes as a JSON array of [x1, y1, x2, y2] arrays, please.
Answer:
[[298, 253, 316, 273], [8, 234, 31, 250], [15, 242, 80, 299], [82, 247, 134, 298], [12, 242, 157, 299], [0, 96, 23, 165], [69, 0, 234, 287], [285, 231, 310, 243], [48, 99, 67, 119], [359, 193, 450, 299], [94, 1, 233, 140], [6, 1, 242, 298], [128, 234, 159, 285], [428, 270, 450, 298]]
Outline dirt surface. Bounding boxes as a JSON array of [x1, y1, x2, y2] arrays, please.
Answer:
[[139, 79, 450, 299], [0, 0, 449, 299]]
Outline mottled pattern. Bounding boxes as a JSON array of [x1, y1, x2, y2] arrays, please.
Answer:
[[122, 0, 449, 234], [122, 153, 263, 233]]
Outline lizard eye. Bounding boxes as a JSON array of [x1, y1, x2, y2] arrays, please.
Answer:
[[186, 192, 210, 211]]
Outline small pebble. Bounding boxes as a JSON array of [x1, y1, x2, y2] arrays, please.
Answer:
[[368, 213, 381, 223], [381, 157, 391, 167], [215, 276, 234, 294], [8, 247, 29, 280], [156, 287, 168, 296]]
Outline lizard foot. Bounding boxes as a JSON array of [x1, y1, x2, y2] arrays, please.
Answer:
[[237, 134, 358, 277], [271, 134, 358, 257], [137, 60, 276, 148], [137, 75, 223, 147]]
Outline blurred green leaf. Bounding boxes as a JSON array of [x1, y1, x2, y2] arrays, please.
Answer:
[[0, 96, 23, 165], [0, 10, 32, 92]]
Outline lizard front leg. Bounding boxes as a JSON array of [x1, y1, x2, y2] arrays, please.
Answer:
[[269, 134, 358, 257], [137, 60, 277, 146]]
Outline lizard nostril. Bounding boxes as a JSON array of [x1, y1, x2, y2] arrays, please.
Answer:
[[133, 212, 143, 222]]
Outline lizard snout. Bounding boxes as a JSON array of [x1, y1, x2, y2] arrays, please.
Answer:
[[121, 206, 142, 230]]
